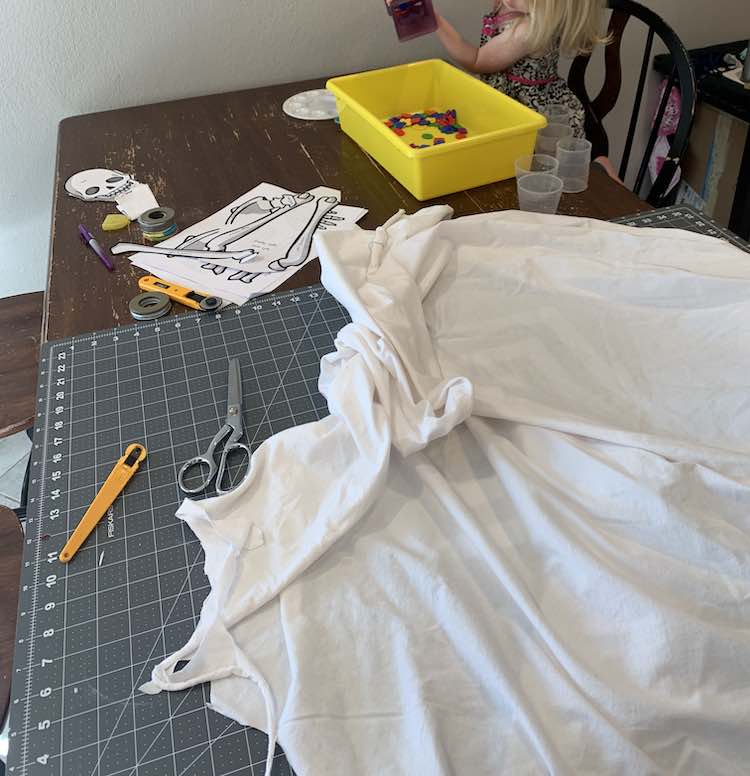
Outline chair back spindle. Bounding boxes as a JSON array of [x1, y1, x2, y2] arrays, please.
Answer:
[[568, 0, 696, 206]]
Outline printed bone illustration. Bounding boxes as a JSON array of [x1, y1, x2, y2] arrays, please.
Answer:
[[226, 193, 307, 225], [199, 264, 259, 284], [268, 197, 339, 271], [65, 169, 137, 202], [173, 193, 314, 256], [171, 189, 343, 282]]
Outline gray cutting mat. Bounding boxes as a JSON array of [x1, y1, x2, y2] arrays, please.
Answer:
[[8, 205, 749, 776], [611, 203, 749, 251], [8, 286, 350, 776]]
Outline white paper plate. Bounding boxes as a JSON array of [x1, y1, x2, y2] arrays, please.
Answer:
[[282, 89, 338, 121]]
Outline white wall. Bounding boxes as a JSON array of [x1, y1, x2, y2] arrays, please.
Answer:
[[1, 1, 746, 299], [0, 0, 484, 298]]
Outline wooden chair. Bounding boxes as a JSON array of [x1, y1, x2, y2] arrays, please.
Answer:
[[568, 0, 697, 206]]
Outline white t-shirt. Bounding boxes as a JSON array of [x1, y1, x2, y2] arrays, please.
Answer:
[[142, 209, 750, 776]]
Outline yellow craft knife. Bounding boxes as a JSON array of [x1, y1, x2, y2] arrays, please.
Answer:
[[59, 444, 147, 564], [138, 275, 223, 312]]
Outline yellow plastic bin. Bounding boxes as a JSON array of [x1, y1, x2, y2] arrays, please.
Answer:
[[327, 59, 547, 201]]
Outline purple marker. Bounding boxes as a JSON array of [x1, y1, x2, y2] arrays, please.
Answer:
[[78, 224, 115, 272]]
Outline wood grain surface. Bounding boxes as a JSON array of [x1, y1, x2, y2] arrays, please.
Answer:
[[48, 76, 650, 342], [0, 292, 43, 438]]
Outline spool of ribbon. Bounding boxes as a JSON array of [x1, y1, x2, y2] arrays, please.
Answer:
[[138, 207, 177, 244]]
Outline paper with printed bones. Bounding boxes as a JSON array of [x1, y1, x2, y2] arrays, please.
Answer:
[[127, 183, 367, 306]]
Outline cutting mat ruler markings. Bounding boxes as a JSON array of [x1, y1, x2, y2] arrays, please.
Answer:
[[9, 286, 350, 776], [610, 204, 750, 251], [8, 206, 748, 776]]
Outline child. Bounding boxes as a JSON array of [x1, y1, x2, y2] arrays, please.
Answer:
[[388, 0, 618, 176], [431, 0, 607, 140]]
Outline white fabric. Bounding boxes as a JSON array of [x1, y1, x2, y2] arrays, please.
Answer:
[[142, 209, 750, 776]]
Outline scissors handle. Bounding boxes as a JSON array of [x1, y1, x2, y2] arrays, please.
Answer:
[[178, 424, 232, 494], [178, 454, 218, 495], [216, 442, 251, 495]]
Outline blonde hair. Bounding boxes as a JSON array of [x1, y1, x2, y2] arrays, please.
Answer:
[[495, 0, 608, 56]]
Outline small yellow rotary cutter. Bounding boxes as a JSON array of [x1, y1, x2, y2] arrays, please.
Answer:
[[59, 444, 147, 564], [138, 275, 223, 312]]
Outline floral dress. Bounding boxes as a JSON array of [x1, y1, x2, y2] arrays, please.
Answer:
[[480, 9, 586, 138]]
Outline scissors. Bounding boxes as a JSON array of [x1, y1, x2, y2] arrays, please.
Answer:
[[178, 358, 251, 495]]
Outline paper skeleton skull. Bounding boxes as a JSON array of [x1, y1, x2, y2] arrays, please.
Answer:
[[65, 169, 136, 202]]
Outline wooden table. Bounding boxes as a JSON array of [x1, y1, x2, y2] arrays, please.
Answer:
[[0, 506, 22, 721], [8, 75, 648, 757], [48, 76, 649, 342], [0, 292, 43, 438]]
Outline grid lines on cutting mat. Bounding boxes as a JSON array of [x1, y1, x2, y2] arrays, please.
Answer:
[[611, 204, 750, 251], [9, 285, 347, 776]]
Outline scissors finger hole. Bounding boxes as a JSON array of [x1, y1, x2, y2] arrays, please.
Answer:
[[179, 458, 215, 493], [217, 446, 251, 494]]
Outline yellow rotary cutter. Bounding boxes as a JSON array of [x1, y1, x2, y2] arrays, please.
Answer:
[[138, 275, 223, 312], [59, 444, 147, 564]]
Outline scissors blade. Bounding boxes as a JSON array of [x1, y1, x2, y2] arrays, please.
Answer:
[[225, 358, 244, 435]]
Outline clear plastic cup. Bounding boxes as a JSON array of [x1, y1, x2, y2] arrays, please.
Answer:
[[385, 0, 438, 41], [556, 138, 592, 193], [517, 173, 564, 214], [543, 103, 572, 126], [515, 153, 559, 179], [535, 123, 573, 156]]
